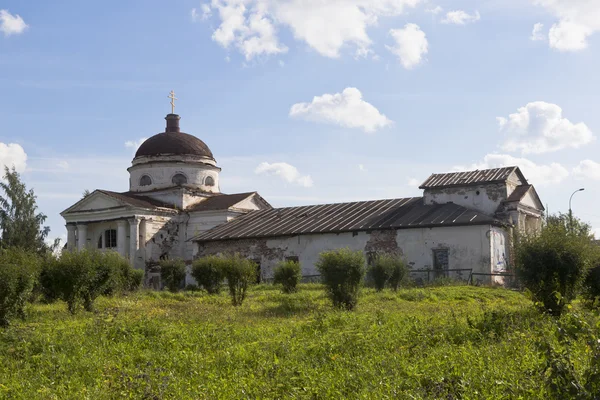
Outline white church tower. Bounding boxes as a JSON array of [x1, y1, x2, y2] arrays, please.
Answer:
[[61, 95, 271, 286]]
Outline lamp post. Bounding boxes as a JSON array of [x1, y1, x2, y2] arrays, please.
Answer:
[[569, 188, 585, 232]]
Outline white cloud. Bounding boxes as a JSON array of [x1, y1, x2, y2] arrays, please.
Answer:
[[533, 0, 600, 51], [0, 142, 27, 172], [531, 23, 545, 41], [386, 23, 428, 69], [125, 137, 148, 153], [455, 153, 569, 186], [358, 164, 366, 171], [202, 0, 422, 59], [289, 87, 392, 133], [192, 4, 212, 21], [0, 9, 28, 36], [426, 6, 443, 15], [278, 59, 285, 67], [408, 177, 420, 187], [498, 101, 594, 154], [441, 10, 480, 25], [573, 160, 600, 180], [57, 160, 69, 170], [255, 162, 313, 187]]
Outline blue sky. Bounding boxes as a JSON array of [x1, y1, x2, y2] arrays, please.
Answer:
[[1, 0, 599, 243]]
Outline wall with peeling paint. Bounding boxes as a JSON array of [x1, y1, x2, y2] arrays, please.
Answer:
[[423, 183, 508, 216], [195, 225, 496, 281]]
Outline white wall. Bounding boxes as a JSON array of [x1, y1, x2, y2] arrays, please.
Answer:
[[195, 224, 496, 281], [423, 183, 508, 216], [129, 162, 220, 193]]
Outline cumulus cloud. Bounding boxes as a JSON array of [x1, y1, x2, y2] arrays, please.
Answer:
[[407, 177, 421, 187], [573, 160, 600, 180], [200, 0, 422, 59], [533, 0, 600, 51], [441, 10, 480, 25], [191, 4, 212, 21], [531, 23, 545, 41], [455, 153, 568, 186], [498, 101, 594, 154], [426, 6, 443, 15], [386, 24, 428, 69], [0, 9, 28, 36], [358, 164, 366, 171], [57, 161, 69, 170], [255, 162, 313, 187], [0, 143, 27, 172], [289, 87, 392, 133], [125, 138, 148, 153]]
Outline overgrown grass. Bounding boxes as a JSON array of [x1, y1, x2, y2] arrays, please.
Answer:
[[0, 284, 598, 399]]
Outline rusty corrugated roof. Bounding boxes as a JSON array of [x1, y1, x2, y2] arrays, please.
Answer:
[[192, 197, 500, 242], [187, 192, 271, 212], [419, 167, 521, 189]]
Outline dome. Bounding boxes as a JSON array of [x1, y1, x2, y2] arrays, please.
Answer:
[[134, 114, 214, 160]]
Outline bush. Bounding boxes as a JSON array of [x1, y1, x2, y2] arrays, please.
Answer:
[[388, 256, 409, 291], [159, 259, 186, 293], [222, 254, 256, 306], [191, 255, 225, 294], [102, 251, 142, 294], [516, 221, 598, 316], [0, 248, 41, 327], [316, 248, 366, 310], [369, 254, 394, 291], [273, 260, 302, 294], [41, 249, 122, 314], [583, 265, 600, 305]]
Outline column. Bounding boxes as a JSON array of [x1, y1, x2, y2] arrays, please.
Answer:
[[129, 217, 140, 267], [117, 220, 127, 257], [66, 224, 76, 251], [76, 224, 88, 250]]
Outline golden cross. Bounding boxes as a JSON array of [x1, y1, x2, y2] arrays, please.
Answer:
[[168, 90, 178, 114]]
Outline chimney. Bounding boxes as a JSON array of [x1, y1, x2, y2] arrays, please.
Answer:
[[165, 114, 181, 133]]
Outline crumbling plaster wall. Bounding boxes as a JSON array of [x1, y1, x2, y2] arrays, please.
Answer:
[[194, 224, 495, 279], [423, 183, 507, 216]]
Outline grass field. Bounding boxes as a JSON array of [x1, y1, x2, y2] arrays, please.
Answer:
[[0, 284, 598, 399]]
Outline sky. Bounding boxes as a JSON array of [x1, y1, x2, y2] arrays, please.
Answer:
[[0, 0, 599, 244]]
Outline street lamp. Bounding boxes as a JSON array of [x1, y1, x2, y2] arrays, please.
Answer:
[[569, 188, 585, 231]]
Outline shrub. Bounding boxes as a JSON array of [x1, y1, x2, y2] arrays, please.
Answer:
[[388, 256, 409, 291], [191, 255, 225, 294], [41, 249, 122, 314], [516, 221, 598, 317], [583, 265, 600, 305], [159, 259, 186, 293], [125, 268, 145, 292], [273, 260, 302, 294], [316, 248, 366, 310], [0, 248, 41, 327], [369, 254, 394, 291], [222, 254, 256, 306]]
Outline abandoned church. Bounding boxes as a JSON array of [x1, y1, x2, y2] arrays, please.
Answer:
[[61, 112, 545, 286]]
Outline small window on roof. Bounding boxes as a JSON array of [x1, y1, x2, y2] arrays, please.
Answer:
[[205, 176, 215, 186], [139, 175, 152, 186], [172, 173, 188, 185]]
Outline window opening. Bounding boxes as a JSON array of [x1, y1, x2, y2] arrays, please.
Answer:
[[205, 176, 215, 186], [139, 175, 152, 186], [104, 229, 117, 248], [172, 173, 188, 185], [432, 249, 449, 279]]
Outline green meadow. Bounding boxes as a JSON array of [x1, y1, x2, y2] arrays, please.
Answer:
[[1, 284, 599, 399]]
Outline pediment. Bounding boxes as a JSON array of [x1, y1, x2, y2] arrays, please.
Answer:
[[61, 191, 129, 215], [521, 188, 544, 211]]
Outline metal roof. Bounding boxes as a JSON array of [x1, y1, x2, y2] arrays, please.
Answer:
[[419, 166, 522, 189], [192, 197, 500, 242], [188, 192, 271, 212]]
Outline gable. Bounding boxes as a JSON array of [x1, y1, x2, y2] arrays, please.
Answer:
[[61, 191, 127, 215], [521, 188, 544, 211], [232, 193, 270, 211]]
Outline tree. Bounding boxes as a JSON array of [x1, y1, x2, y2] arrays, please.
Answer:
[[547, 212, 593, 239], [515, 214, 599, 316], [0, 166, 54, 254], [82, 189, 91, 199]]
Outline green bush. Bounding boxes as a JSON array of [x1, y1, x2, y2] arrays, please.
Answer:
[[583, 265, 600, 305], [273, 260, 302, 294], [516, 221, 597, 316], [388, 256, 409, 291], [369, 254, 394, 291], [0, 248, 41, 327], [222, 254, 256, 306], [316, 248, 366, 310], [191, 255, 225, 294], [159, 259, 186, 293], [41, 249, 122, 314]]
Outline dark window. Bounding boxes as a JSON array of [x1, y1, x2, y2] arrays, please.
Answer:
[[285, 256, 299, 263], [139, 175, 152, 186], [432, 249, 449, 278], [104, 229, 117, 248], [172, 173, 188, 185], [205, 176, 215, 186], [366, 251, 377, 267], [97, 236, 102, 249]]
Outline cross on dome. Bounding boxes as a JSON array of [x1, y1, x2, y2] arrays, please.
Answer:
[[168, 90, 178, 114]]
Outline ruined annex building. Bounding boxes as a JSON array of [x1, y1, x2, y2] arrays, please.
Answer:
[[62, 112, 545, 286]]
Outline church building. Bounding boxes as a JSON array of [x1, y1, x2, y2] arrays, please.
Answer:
[[62, 108, 545, 286]]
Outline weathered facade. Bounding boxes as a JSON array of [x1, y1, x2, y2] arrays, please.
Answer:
[[191, 167, 544, 284], [61, 110, 544, 287]]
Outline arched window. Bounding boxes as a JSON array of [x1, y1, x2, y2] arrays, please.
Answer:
[[205, 176, 215, 186], [139, 175, 152, 186], [172, 173, 188, 185], [104, 229, 117, 248], [97, 235, 103, 249]]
